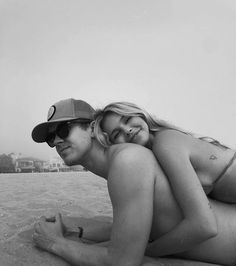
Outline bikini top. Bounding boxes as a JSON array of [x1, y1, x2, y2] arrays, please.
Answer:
[[213, 151, 236, 184]]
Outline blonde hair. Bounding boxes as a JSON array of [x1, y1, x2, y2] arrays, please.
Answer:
[[94, 101, 228, 149]]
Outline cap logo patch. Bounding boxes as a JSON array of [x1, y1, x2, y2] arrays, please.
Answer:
[[47, 106, 56, 121]]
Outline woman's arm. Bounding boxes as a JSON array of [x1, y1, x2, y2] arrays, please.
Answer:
[[147, 130, 218, 256]]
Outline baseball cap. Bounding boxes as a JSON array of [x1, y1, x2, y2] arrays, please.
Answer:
[[32, 98, 95, 143]]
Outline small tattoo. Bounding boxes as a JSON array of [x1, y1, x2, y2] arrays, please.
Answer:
[[210, 155, 217, 160]]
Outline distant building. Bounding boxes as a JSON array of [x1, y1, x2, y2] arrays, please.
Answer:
[[8, 153, 85, 173], [47, 157, 85, 172], [16, 157, 45, 173], [48, 157, 67, 172]]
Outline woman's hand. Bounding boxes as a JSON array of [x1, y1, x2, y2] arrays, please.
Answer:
[[33, 213, 65, 252]]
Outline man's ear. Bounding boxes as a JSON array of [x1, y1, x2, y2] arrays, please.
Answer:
[[90, 121, 95, 138]]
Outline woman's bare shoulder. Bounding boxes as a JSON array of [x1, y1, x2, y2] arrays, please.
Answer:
[[153, 129, 193, 149]]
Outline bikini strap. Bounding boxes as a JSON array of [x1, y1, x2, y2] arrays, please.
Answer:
[[214, 151, 236, 184]]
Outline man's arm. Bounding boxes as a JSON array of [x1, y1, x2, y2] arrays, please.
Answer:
[[33, 145, 157, 266], [106, 146, 156, 266], [33, 216, 219, 266], [46, 215, 112, 243]]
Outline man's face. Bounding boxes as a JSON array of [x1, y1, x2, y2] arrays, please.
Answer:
[[53, 123, 92, 166]]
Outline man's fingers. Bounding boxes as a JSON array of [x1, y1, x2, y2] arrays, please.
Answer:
[[32, 232, 44, 248], [32, 232, 37, 240], [34, 222, 41, 232], [40, 216, 47, 222], [55, 213, 62, 223], [32, 232, 41, 245]]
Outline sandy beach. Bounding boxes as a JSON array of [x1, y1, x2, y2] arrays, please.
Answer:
[[0, 172, 220, 266], [0, 172, 112, 266]]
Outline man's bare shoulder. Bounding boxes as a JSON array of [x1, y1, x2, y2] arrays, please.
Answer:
[[108, 143, 156, 166], [106, 143, 164, 183], [107, 144, 157, 200]]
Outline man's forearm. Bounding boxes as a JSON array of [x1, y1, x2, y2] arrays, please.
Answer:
[[51, 237, 109, 266], [82, 222, 112, 242], [63, 216, 112, 242]]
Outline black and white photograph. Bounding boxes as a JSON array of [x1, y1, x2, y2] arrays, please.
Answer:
[[1, 1, 236, 265]]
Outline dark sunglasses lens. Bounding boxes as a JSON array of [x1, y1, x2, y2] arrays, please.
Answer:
[[45, 123, 70, 147], [46, 133, 56, 147], [56, 123, 70, 139]]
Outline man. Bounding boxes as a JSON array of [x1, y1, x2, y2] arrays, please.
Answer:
[[31, 98, 236, 266]]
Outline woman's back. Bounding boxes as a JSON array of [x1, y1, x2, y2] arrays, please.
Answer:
[[153, 129, 236, 202]]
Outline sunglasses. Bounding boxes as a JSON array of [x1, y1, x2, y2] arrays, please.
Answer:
[[46, 120, 90, 147]]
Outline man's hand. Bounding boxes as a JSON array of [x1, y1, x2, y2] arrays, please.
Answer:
[[33, 213, 65, 252], [45, 215, 77, 236]]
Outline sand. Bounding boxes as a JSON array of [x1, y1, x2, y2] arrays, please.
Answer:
[[0, 172, 112, 266], [0, 172, 219, 266]]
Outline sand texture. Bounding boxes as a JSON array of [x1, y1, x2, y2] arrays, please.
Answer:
[[0, 172, 112, 266], [0, 172, 220, 266]]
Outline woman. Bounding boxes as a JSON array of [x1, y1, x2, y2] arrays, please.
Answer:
[[94, 101, 236, 202], [94, 101, 236, 258]]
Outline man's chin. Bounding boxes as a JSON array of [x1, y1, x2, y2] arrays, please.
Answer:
[[61, 156, 73, 166], [60, 154, 77, 166]]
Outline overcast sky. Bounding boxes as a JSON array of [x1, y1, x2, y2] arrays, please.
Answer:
[[1, 0, 236, 160]]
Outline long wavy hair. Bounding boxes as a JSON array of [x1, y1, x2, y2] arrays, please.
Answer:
[[94, 101, 229, 149]]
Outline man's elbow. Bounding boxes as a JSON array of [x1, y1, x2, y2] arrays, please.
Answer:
[[198, 216, 218, 239], [99, 255, 111, 266], [106, 248, 141, 266]]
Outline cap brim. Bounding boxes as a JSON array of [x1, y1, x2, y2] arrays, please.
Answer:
[[32, 122, 56, 143], [32, 118, 92, 143], [32, 118, 74, 143]]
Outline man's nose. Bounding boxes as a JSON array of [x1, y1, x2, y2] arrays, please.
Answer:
[[53, 134, 64, 146]]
